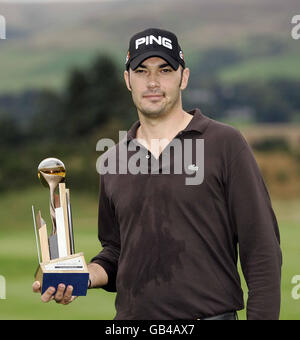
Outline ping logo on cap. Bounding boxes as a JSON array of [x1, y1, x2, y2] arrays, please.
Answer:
[[135, 35, 173, 50]]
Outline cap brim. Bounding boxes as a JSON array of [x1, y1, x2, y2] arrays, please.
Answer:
[[129, 51, 180, 71]]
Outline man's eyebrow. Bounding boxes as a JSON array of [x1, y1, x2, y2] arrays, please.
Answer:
[[137, 63, 172, 69], [159, 63, 171, 68]]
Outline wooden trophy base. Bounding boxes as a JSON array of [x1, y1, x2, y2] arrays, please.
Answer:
[[35, 252, 89, 296]]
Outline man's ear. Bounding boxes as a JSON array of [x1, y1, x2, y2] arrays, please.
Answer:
[[180, 67, 190, 91], [124, 70, 132, 92]]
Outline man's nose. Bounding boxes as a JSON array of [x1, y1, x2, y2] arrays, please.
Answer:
[[147, 73, 160, 88]]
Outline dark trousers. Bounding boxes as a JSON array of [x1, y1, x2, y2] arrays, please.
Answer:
[[200, 312, 238, 320]]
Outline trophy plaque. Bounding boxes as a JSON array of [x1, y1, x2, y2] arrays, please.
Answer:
[[32, 158, 89, 296]]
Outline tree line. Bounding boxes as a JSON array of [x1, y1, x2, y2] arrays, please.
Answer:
[[0, 53, 299, 192]]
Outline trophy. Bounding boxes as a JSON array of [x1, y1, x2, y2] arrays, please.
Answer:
[[32, 158, 89, 296]]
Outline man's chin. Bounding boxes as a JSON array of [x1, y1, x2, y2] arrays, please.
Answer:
[[139, 105, 167, 118]]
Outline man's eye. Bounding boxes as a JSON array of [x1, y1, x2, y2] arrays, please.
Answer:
[[161, 68, 172, 73], [135, 69, 145, 73]]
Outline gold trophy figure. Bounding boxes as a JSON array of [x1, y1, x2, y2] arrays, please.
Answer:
[[32, 158, 88, 296]]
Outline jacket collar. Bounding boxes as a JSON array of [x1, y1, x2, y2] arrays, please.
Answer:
[[125, 108, 210, 144]]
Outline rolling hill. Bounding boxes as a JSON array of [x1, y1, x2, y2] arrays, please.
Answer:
[[0, 0, 299, 94]]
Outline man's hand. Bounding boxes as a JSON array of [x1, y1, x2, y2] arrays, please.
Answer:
[[32, 264, 107, 305], [32, 281, 77, 305]]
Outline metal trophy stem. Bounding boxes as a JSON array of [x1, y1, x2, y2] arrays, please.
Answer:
[[40, 172, 63, 234], [38, 158, 66, 259]]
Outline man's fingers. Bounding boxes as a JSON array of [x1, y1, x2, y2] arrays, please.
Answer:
[[69, 296, 77, 303], [36, 283, 78, 305], [54, 284, 66, 303], [32, 281, 41, 293], [41, 286, 56, 303], [61, 286, 76, 305]]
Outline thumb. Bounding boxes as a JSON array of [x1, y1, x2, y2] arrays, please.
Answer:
[[32, 281, 41, 293]]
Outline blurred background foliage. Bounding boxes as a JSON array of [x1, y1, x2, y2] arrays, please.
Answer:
[[0, 0, 300, 198], [0, 0, 299, 320]]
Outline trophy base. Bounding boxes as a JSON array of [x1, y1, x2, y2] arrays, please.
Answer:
[[35, 252, 89, 296]]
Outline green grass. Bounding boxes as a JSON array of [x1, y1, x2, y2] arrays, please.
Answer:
[[0, 229, 117, 320], [219, 53, 300, 84], [0, 187, 116, 320], [237, 199, 300, 320], [0, 188, 299, 319], [0, 45, 103, 94]]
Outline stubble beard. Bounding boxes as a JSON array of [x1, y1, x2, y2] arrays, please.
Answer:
[[134, 90, 181, 119]]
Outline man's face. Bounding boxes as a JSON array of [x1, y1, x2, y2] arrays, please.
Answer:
[[124, 57, 189, 118]]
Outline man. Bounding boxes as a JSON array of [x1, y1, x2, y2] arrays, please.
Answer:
[[33, 28, 282, 320]]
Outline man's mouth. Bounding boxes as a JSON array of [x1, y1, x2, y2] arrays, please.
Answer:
[[143, 93, 164, 100]]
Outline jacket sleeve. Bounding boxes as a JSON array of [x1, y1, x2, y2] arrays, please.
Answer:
[[90, 174, 120, 292], [226, 137, 282, 320]]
